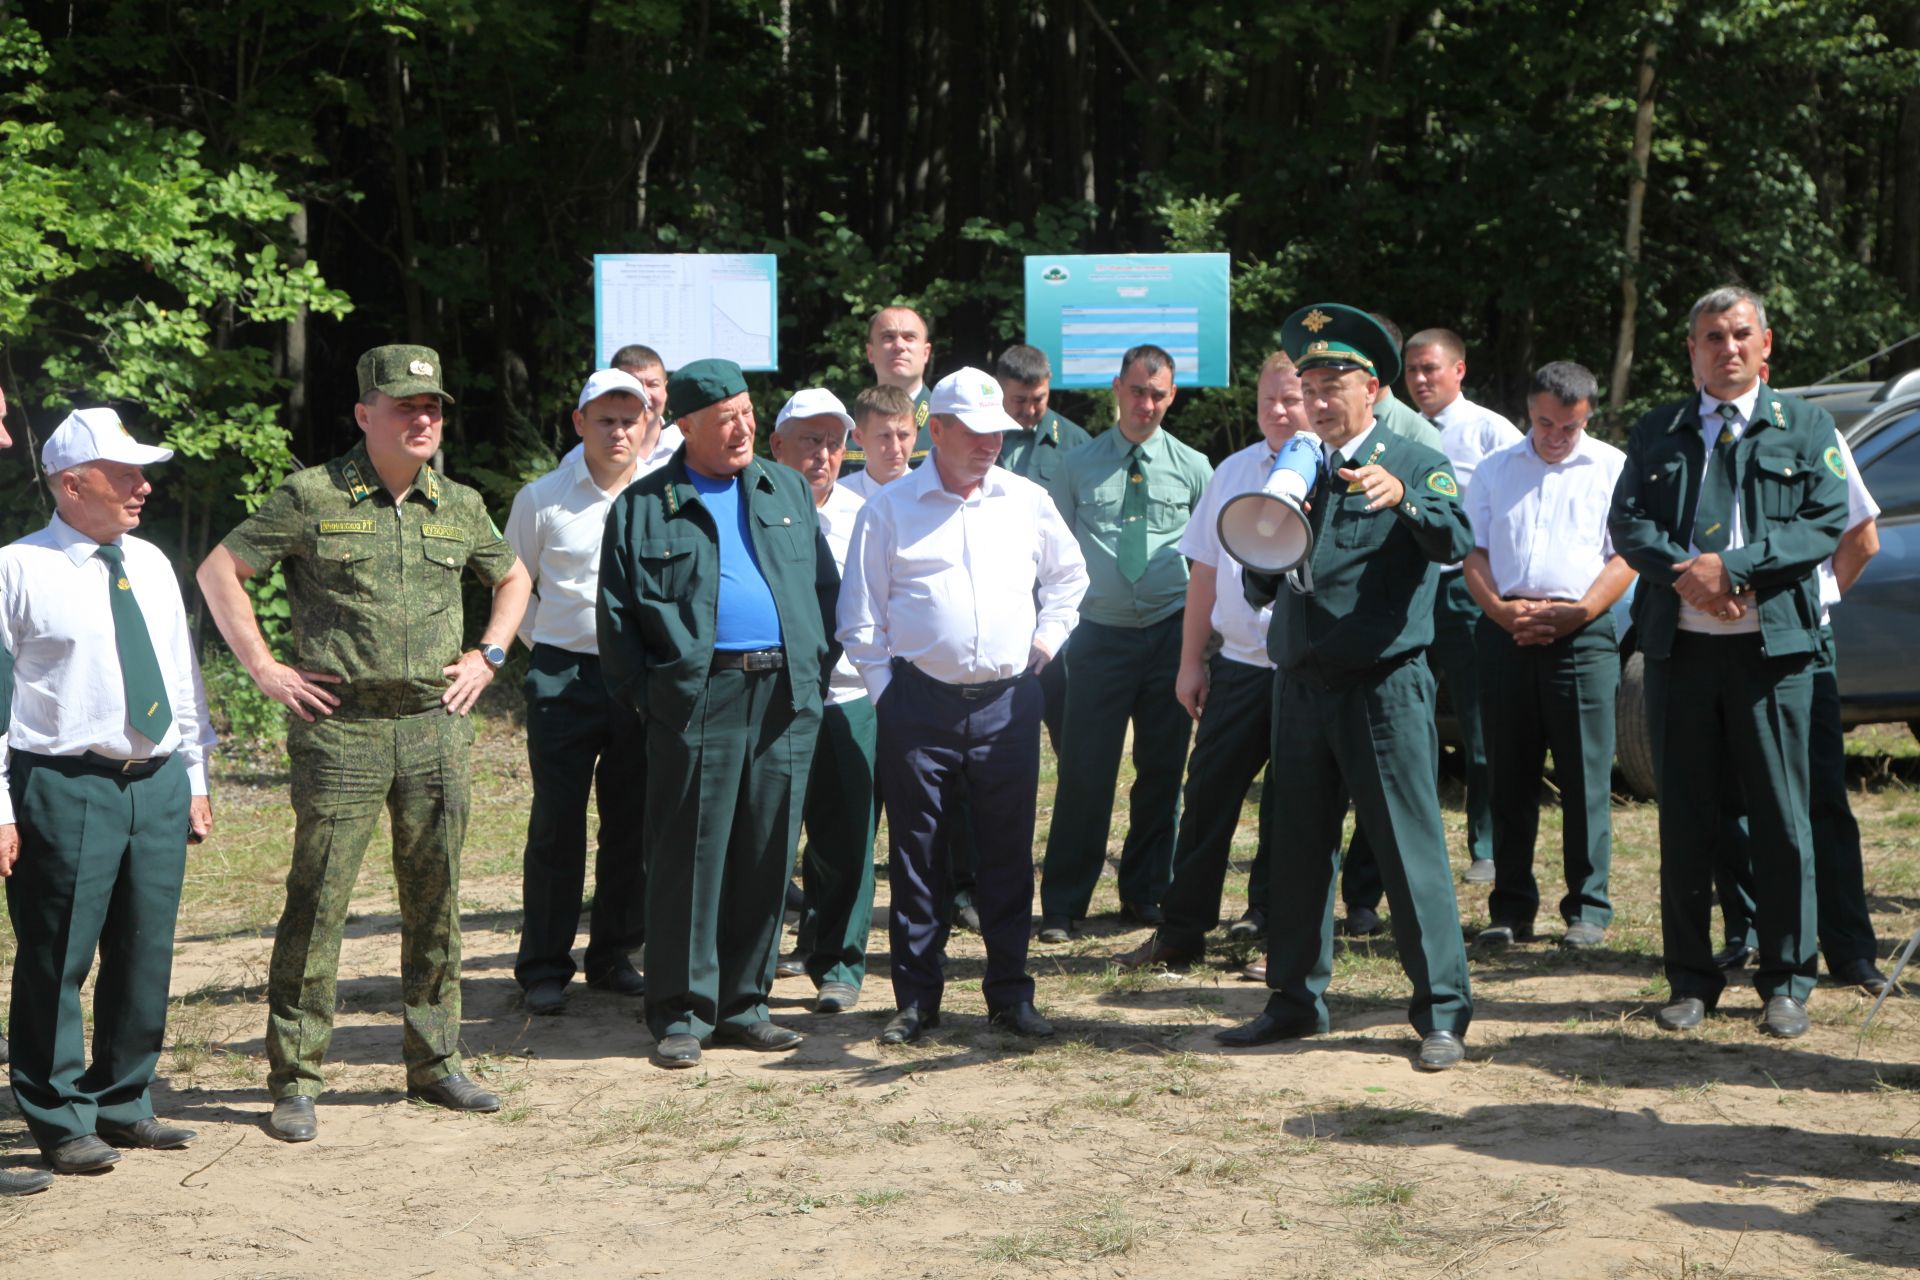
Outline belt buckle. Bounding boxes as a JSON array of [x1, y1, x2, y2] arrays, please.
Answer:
[[121, 757, 146, 775]]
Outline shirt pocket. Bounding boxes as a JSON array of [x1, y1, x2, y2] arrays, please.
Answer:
[[1752, 450, 1809, 521], [638, 537, 699, 598], [419, 526, 470, 615], [752, 506, 811, 564], [314, 534, 378, 596], [1333, 500, 1392, 551]]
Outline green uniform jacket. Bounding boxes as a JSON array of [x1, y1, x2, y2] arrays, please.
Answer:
[[598, 450, 837, 729], [999, 409, 1092, 485], [1607, 386, 1846, 662], [220, 441, 518, 717], [1246, 429, 1471, 683]]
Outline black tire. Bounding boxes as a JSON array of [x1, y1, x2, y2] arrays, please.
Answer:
[[1909, 720, 1920, 747], [1615, 650, 1657, 799]]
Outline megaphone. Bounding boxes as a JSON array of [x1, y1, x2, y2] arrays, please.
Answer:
[[1218, 435, 1325, 574]]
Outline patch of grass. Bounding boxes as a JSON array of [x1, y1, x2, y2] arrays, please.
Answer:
[[1338, 1176, 1416, 1208], [1083, 1089, 1142, 1112], [586, 1098, 701, 1146], [854, 1187, 906, 1210]]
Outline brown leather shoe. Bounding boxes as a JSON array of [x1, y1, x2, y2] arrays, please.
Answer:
[[1112, 934, 1200, 971], [1240, 955, 1269, 983]]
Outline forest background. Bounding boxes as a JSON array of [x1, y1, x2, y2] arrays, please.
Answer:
[[3, 0, 1919, 733]]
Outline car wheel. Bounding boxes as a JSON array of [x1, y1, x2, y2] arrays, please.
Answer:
[[1910, 720, 1920, 747], [1615, 650, 1657, 800]]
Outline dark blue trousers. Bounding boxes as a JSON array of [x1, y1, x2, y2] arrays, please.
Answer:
[[876, 661, 1042, 1014]]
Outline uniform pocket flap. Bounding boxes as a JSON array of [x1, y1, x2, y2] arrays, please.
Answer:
[[639, 538, 697, 561], [752, 508, 802, 530], [316, 535, 377, 564], [1754, 450, 1803, 479]]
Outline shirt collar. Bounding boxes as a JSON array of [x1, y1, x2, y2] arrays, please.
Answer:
[[340, 441, 439, 508], [50, 512, 117, 565], [1117, 428, 1163, 461], [1698, 382, 1762, 428], [912, 454, 1008, 504], [1427, 395, 1465, 429], [1334, 421, 1381, 468]]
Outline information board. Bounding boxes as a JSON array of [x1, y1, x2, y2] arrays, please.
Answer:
[[593, 253, 779, 372], [1023, 253, 1231, 388]]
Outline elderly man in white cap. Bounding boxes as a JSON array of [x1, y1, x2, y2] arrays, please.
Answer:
[[767, 388, 877, 1012], [838, 367, 1089, 1044], [504, 369, 659, 1015], [0, 408, 214, 1186]]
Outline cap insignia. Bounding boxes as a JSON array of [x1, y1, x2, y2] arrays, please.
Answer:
[[1302, 309, 1332, 334], [409, 359, 434, 377]]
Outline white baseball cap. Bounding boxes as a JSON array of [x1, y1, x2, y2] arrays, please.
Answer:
[[576, 368, 652, 412], [774, 387, 854, 437], [928, 367, 1018, 434], [42, 408, 174, 475]]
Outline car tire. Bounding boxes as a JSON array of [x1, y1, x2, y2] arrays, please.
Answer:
[[1615, 650, 1657, 800], [1910, 719, 1920, 748]]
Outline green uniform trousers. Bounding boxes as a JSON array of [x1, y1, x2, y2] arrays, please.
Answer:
[[796, 696, 878, 989], [1476, 612, 1617, 931], [1263, 659, 1473, 1037], [1040, 613, 1192, 921], [1157, 654, 1276, 954], [515, 644, 646, 989], [267, 711, 474, 1098], [6, 753, 188, 1150], [644, 667, 818, 1041], [1647, 631, 1817, 1005]]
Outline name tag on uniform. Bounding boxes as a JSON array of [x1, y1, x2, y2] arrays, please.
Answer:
[[420, 523, 466, 541], [317, 519, 376, 535]]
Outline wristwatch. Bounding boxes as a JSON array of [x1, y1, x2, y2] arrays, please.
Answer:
[[480, 643, 508, 670]]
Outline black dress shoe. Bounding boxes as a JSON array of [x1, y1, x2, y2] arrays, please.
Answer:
[[1476, 921, 1536, 949], [1655, 996, 1709, 1031], [813, 982, 860, 1014], [1831, 958, 1895, 997], [1713, 942, 1755, 970], [47, 1135, 120, 1174], [954, 902, 984, 933], [1226, 908, 1267, 943], [0, 1168, 51, 1196], [1036, 915, 1074, 944], [713, 1020, 803, 1051], [586, 960, 646, 997], [268, 1096, 317, 1142], [1760, 995, 1810, 1039], [523, 978, 568, 1015], [987, 1002, 1055, 1037], [879, 1007, 940, 1045], [1561, 921, 1608, 950], [775, 956, 808, 979], [1341, 906, 1384, 938], [1112, 934, 1201, 971], [1118, 901, 1164, 927], [652, 1033, 702, 1068], [408, 1072, 501, 1113], [1416, 1030, 1466, 1071], [1239, 956, 1268, 983], [1215, 1010, 1318, 1047], [98, 1117, 196, 1149]]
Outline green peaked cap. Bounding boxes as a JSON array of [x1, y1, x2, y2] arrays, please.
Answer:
[[1281, 304, 1401, 386]]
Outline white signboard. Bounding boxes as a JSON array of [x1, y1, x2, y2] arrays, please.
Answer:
[[593, 253, 779, 372]]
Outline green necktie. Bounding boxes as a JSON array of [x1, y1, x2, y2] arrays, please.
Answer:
[[95, 543, 173, 741], [1117, 446, 1149, 583], [1693, 403, 1740, 554]]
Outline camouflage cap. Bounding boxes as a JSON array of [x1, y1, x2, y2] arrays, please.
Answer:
[[1281, 305, 1401, 386], [666, 358, 748, 419], [356, 344, 456, 403]]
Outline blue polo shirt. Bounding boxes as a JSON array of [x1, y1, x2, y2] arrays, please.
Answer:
[[688, 468, 783, 651]]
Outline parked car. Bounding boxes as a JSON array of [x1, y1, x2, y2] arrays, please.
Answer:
[[1611, 368, 1920, 797]]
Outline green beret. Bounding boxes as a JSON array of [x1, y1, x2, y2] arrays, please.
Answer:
[[356, 344, 455, 403], [666, 358, 749, 419], [1280, 304, 1401, 386]]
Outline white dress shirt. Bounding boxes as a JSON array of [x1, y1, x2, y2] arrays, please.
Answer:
[[1818, 433, 1876, 621], [838, 467, 900, 501], [1677, 384, 1763, 635], [815, 481, 869, 705], [837, 461, 1089, 703], [1467, 432, 1626, 600], [560, 423, 684, 480], [1429, 395, 1523, 571], [1177, 438, 1277, 668], [506, 450, 630, 653], [0, 515, 215, 825]]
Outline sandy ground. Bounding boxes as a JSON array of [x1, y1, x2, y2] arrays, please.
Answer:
[[5, 863, 1918, 1280]]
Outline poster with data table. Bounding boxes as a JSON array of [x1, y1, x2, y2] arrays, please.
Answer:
[[1023, 253, 1231, 388], [593, 253, 779, 372]]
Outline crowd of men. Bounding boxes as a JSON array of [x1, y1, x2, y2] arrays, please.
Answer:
[[0, 282, 1894, 1195]]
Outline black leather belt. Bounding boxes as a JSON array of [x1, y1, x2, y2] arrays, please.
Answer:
[[896, 659, 1029, 701], [13, 749, 172, 780], [710, 648, 786, 672]]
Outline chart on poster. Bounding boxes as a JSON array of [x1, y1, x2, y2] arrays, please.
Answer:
[[594, 253, 779, 372]]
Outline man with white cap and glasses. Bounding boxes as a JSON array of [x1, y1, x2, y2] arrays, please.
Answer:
[[0, 408, 214, 1185], [768, 388, 877, 1013], [505, 369, 659, 1016], [839, 367, 1089, 1045]]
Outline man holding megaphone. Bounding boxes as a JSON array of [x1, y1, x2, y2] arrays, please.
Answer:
[[1214, 304, 1476, 1072]]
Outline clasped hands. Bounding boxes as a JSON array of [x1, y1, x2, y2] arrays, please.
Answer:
[[1670, 552, 1746, 621]]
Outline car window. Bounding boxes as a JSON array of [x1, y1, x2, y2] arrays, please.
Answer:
[[1862, 409, 1920, 520]]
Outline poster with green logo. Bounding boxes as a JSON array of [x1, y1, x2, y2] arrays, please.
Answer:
[[1023, 253, 1231, 388]]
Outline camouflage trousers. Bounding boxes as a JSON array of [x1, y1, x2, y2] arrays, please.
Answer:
[[266, 711, 474, 1098]]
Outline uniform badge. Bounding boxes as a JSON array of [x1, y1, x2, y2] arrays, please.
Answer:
[[1426, 471, 1459, 498], [915, 399, 930, 429], [1302, 309, 1332, 333], [1824, 445, 1846, 478], [116, 577, 130, 590], [1308, 340, 1330, 354], [409, 359, 434, 377]]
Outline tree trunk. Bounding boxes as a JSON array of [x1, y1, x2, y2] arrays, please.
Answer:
[[385, 39, 425, 342], [1895, 9, 1920, 371], [286, 201, 310, 459], [1609, 37, 1659, 416]]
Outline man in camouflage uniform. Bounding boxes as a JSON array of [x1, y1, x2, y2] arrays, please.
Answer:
[[198, 345, 531, 1141]]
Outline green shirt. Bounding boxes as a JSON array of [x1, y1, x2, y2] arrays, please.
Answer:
[[998, 409, 1092, 486], [1374, 393, 1443, 450], [220, 441, 518, 717], [1049, 426, 1213, 628], [599, 453, 837, 730], [1247, 426, 1471, 683]]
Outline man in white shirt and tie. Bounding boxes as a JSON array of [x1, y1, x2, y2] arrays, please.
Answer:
[[1462, 362, 1635, 950], [838, 367, 1089, 1045], [505, 369, 660, 1015], [0, 409, 214, 1183], [768, 388, 877, 1014]]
